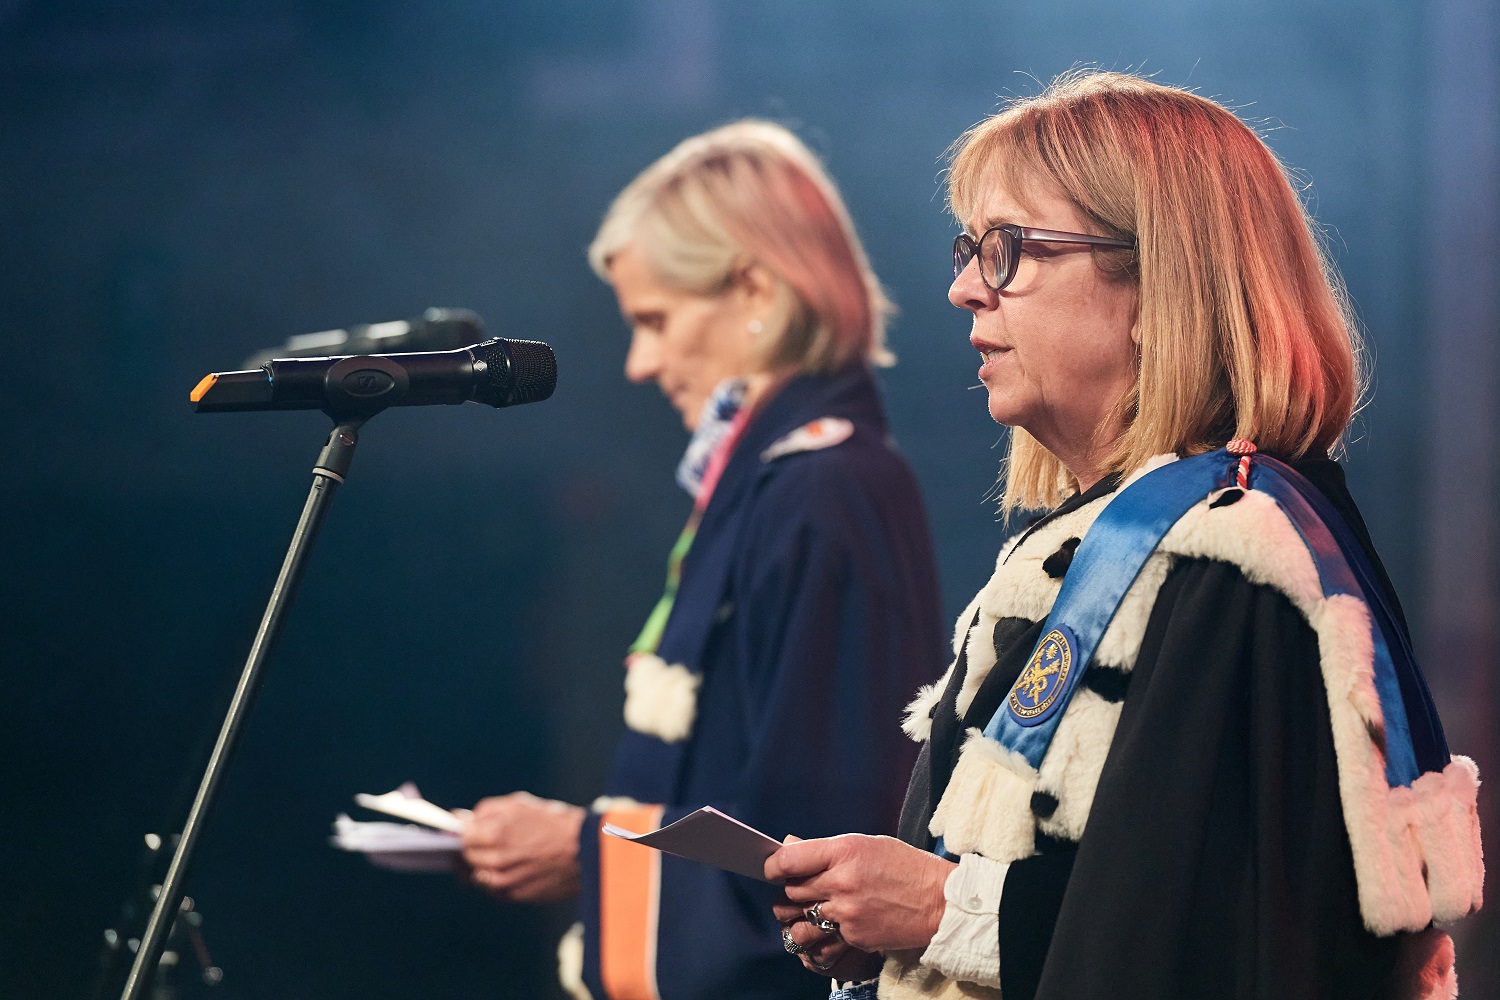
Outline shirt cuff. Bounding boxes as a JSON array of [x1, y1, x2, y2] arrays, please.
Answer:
[[918, 853, 1008, 987], [829, 978, 879, 1000]]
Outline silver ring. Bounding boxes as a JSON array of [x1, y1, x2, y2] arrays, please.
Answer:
[[806, 900, 839, 935], [781, 925, 806, 955], [809, 956, 835, 972]]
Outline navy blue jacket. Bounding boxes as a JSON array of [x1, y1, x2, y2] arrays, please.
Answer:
[[578, 367, 946, 999]]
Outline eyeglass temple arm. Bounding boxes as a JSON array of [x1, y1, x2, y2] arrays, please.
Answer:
[[1018, 226, 1135, 248]]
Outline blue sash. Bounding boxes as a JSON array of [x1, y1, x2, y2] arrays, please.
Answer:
[[979, 449, 1446, 792]]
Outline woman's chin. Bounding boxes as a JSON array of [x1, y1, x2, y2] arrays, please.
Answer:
[[673, 398, 701, 431], [984, 393, 1029, 430]]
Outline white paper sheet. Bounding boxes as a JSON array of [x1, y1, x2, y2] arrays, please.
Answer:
[[602, 806, 784, 883], [330, 814, 461, 872], [352, 782, 463, 832], [330, 782, 463, 873]]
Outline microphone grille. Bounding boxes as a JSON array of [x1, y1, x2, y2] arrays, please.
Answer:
[[473, 338, 557, 407]]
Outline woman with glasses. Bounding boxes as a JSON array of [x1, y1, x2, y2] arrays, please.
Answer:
[[767, 71, 1482, 1000], [458, 120, 946, 999]]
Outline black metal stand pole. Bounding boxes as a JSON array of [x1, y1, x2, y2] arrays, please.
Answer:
[[120, 418, 366, 1000]]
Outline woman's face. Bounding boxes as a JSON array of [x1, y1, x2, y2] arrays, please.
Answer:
[[950, 180, 1139, 471], [608, 245, 760, 431]]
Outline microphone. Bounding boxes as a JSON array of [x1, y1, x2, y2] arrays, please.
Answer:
[[190, 337, 557, 415], [240, 308, 485, 369]]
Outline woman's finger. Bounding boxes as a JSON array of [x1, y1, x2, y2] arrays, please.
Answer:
[[787, 920, 833, 950], [800, 937, 848, 974], [764, 837, 836, 882], [772, 901, 806, 924], [778, 878, 830, 903]]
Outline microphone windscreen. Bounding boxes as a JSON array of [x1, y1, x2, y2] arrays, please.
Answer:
[[474, 338, 557, 407]]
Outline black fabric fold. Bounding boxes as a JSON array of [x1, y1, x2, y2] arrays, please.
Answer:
[[999, 850, 1077, 1000]]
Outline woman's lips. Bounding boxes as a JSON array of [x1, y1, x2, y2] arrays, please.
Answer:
[[977, 345, 1011, 380]]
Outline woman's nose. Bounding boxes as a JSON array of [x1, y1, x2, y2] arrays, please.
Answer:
[[623, 330, 659, 383], [949, 257, 992, 313]]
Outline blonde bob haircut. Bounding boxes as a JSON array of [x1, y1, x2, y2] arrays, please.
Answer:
[[589, 119, 893, 374], [949, 70, 1364, 512]]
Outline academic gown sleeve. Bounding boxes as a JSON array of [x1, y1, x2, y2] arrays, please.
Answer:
[[578, 445, 943, 1000], [1002, 555, 1426, 1000], [722, 448, 939, 843]]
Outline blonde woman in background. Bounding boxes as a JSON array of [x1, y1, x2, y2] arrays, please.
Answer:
[[460, 121, 947, 999], [768, 71, 1482, 1000]]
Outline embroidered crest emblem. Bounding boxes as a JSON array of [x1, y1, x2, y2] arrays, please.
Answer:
[[1008, 626, 1075, 724], [760, 417, 854, 462]]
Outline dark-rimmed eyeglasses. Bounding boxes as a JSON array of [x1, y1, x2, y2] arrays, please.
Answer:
[[952, 224, 1136, 291]]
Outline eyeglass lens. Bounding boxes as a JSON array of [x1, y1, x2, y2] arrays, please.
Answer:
[[952, 229, 1013, 289], [952, 235, 974, 280]]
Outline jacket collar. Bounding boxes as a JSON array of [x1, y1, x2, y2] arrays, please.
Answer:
[[693, 364, 887, 531], [728, 364, 884, 470]]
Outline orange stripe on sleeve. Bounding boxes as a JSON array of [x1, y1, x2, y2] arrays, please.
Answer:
[[599, 804, 665, 1000]]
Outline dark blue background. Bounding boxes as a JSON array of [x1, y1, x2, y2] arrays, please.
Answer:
[[2, 2, 1494, 997]]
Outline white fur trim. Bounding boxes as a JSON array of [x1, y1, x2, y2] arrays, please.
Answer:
[[1398, 928, 1459, 1000], [955, 615, 999, 721], [951, 594, 983, 657], [1093, 551, 1173, 671], [878, 953, 1000, 999], [906, 592, 986, 744], [556, 922, 593, 1000], [1161, 489, 1323, 610], [929, 730, 1037, 862], [903, 669, 951, 743], [1310, 595, 1388, 738], [1117, 451, 1179, 490], [995, 529, 1026, 568], [1304, 594, 1430, 933], [622, 653, 700, 743], [590, 795, 645, 814], [975, 496, 1110, 625], [1407, 757, 1484, 924], [1033, 688, 1123, 842]]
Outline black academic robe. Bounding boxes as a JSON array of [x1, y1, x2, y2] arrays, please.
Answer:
[[897, 460, 1465, 1000]]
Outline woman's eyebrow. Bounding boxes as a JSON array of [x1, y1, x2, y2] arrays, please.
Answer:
[[967, 215, 1022, 235]]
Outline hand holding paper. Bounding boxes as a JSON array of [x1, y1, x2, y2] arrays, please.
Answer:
[[461, 791, 585, 903]]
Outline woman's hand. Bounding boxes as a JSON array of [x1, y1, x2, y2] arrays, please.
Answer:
[[459, 791, 586, 903], [775, 911, 884, 981], [765, 834, 955, 955]]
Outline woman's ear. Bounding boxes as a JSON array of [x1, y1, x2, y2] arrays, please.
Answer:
[[734, 260, 780, 315]]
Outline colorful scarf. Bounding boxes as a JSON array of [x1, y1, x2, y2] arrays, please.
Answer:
[[631, 379, 753, 655]]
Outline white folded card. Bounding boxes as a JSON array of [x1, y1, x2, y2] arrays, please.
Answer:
[[353, 783, 463, 832], [331, 783, 463, 873], [331, 813, 461, 873], [602, 806, 784, 883]]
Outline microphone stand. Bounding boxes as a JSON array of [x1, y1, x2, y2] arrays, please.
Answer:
[[120, 415, 367, 1000]]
